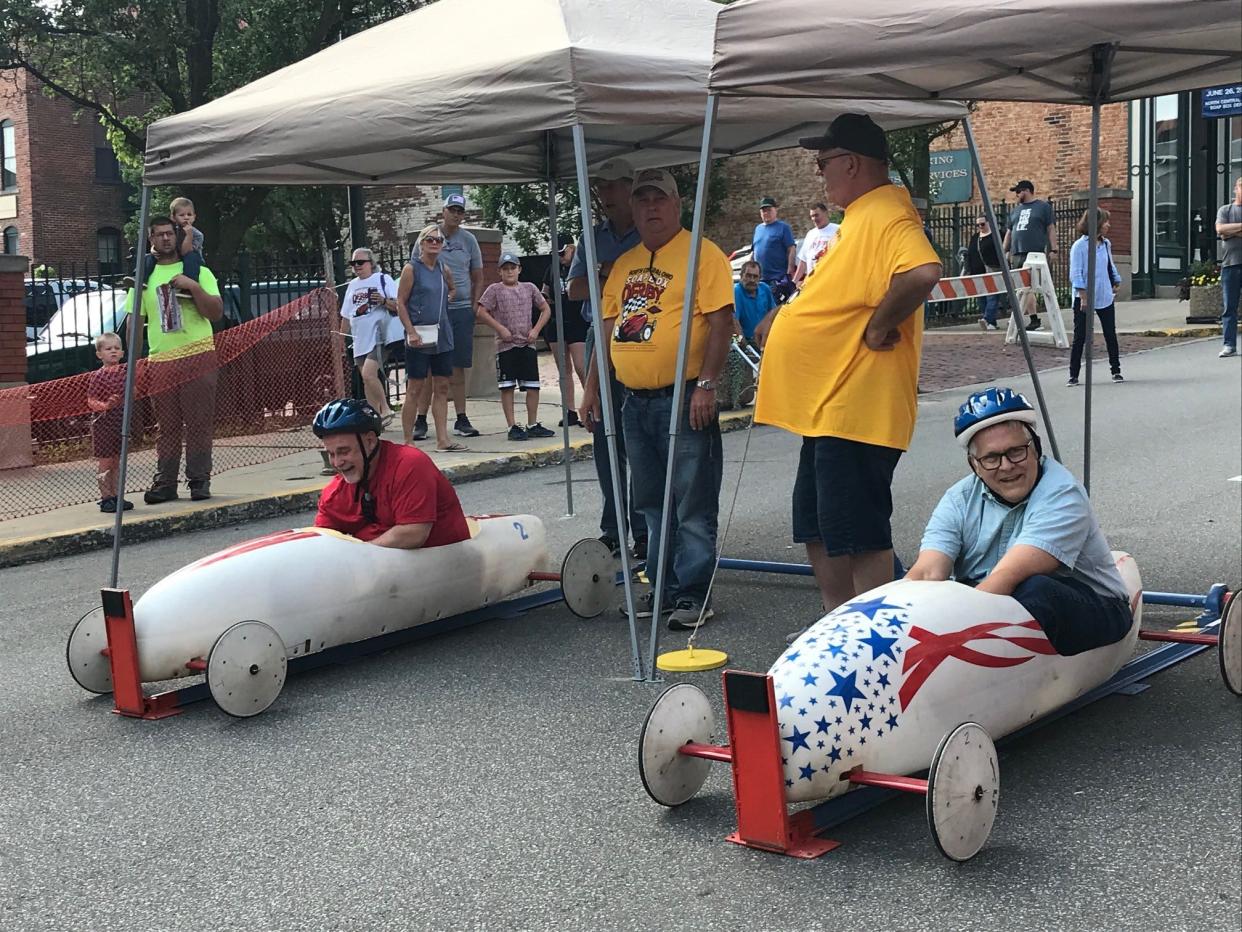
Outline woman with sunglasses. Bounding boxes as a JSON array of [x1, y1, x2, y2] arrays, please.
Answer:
[[397, 224, 466, 451], [965, 217, 1003, 330], [339, 248, 398, 426]]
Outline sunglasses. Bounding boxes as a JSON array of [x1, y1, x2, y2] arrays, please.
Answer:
[[815, 152, 853, 172], [422, 236, 445, 244], [350, 259, 372, 266]]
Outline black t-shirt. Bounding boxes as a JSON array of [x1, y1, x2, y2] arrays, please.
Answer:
[[541, 262, 583, 321]]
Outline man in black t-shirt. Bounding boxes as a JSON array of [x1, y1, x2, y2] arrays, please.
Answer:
[[1002, 180, 1058, 331]]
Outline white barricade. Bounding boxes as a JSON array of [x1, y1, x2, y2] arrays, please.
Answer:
[[928, 253, 1069, 349]]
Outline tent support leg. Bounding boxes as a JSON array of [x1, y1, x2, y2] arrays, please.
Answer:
[[572, 123, 643, 681], [109, 185, 151, 589], [647, 94, 720, 679], [546, 175, 575, 516], [963, 117, 1061, 462], [1083, 102, 1102, 494]]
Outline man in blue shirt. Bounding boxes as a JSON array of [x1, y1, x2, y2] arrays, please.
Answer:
[[732, 260, 776, 341], [567, 157, 645, 558], [905, 387, 1132, 656], [752, 196, 796, 301]]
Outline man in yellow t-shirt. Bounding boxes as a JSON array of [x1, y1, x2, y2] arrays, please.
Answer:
[[580, 168, 734, 630], [126, 215, 224, 504], [754, 113, 942, 619]]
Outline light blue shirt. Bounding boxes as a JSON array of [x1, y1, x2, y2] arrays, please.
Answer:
[[920, 456, 1128, 601], [567, 219, 641, 323], [1069, 236, 1121, 310]]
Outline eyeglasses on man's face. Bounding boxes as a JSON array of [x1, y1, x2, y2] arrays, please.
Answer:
[[972, 439, 1034, 471], [350, 259, 372, 267], [815, 152, 853, 173]]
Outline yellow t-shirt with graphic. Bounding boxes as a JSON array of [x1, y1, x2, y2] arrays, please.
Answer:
[[127, 261, 221, 360], [756, 184, 940, 450], [601, 229, 733, 390]]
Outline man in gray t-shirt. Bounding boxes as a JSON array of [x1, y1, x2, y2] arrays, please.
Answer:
[[1215, 176, 1242, 357], [409, 193, 485, 438], [1002, 179, 1059, 330]]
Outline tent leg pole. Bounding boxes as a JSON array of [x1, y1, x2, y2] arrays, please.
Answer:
[[572, 124, 643, 681], [109, 185, 152, 589], [963, 116, 1062, 462], [546, 177, 575, 516], [646, 94, 720, 679], [1083, 103, 1102, 494]]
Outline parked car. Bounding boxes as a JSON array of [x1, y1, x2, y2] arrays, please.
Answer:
[[727, 239, 802, 283], [24, 278, 111, 335]]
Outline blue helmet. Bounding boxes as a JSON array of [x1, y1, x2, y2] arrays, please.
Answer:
[[312, 398, 383, 438], [953, 387, 1038, 449]]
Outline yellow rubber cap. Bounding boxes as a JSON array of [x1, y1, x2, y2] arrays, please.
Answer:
[[656, 647, 729, 673]]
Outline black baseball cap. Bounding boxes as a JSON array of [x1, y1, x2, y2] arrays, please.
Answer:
[[1010, 179, 1035, 193], [798, 113, 889, 163]]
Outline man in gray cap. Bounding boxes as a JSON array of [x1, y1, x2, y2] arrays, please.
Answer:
[[567, 157, 646, 559], [754, 113, 942, 633], [409, 192, 484, 441]]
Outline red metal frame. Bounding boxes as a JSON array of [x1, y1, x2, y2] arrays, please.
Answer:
[[101, 587, 185, 720], [527, 571, 561, 582], [720, 670, 841, 859], [1138, 630, 1219, 646]]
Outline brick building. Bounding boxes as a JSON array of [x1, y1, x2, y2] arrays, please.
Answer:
[[0, 70, 133, 272]]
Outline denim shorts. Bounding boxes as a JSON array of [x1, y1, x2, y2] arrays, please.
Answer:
[[406, 345, 453, 380], [791, 435, 902, 556]]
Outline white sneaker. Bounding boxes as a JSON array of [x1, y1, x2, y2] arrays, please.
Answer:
[[1220, 346, 1237, 358]]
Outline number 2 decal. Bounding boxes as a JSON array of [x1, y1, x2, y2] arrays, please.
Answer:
[[513, 521, 529, 540]]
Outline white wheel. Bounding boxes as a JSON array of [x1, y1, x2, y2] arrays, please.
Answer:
[[926, 722, 999, 862], [638, 684, 715, 807], [207, 621, 287, 718], [66, 606, 113, 695], [560, 538, 615, 619], [1220, 590, 1241, 697]]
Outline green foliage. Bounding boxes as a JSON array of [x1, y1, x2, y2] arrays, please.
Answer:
[[886, 116, 970, 201], [476, 159, 729, 254]]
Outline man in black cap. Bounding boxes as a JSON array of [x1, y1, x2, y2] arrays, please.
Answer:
[[1002, 180, 1058, 330], [753, 195, 797, 301], [753, 112, 942, 630]]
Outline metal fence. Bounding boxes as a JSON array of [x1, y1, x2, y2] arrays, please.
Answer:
[[924, 198, 1085, 323]]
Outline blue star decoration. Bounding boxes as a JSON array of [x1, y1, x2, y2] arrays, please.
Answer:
[[784, 725, 811, 754], [779, 693, 794, 709], [859, 714, 873, 731], [827, 746, 842, 763], [825, 669, 867, 713], [815, 716, 831, 734], [862, 628, 898, 662], [842, 595, 905, 621], [886, 713, 899, 730], [799, 764, 816, 782], [802, 672, 818, 686]]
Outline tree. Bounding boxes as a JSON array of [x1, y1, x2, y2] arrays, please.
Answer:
[[887, 116, 971, 204], [0, 0, 423, 269]]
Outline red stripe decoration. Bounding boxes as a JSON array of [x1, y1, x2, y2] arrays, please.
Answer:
[[899, 619, 1057, 711], [195, 529, 320, 568]]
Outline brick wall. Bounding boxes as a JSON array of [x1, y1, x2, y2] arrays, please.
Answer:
[[0, 70, 130, 266], [705, 148, 823, 252]]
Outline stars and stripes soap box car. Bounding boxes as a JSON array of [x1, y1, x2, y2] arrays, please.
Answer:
[[67, 515, 612, 718], [639, 552, 1237, 861]]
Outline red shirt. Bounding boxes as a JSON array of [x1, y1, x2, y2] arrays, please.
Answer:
[[314, 440, 470, 547]]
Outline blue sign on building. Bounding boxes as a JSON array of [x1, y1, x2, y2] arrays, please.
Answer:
[[929, 149, 973, 204], [1202, 84, 1242, 119]]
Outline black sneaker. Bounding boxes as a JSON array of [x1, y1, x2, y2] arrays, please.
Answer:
[[617, 589, 674, 620], [668, 600, 715, 630], [632, 537, 648, 561], [144, 486, 179, 505], [454, 415, 480, 437], [598, 534, 621, 556], [190, 483, 211, 501], [526, 422, 555, 439], [411, 415, 428, 441], [507, 424, 528, 441], [1026, 314, 1042, 331], [1066, 377, 1079, 387], [558, 411, 581, 428], [1111, 372, 1124, 382], [99, 497, 116, 513]]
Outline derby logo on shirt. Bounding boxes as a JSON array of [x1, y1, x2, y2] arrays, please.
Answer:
[[613, 267, 671, 346]]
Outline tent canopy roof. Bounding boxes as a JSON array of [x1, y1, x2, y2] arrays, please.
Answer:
[[709, 0, 1241, 105], [142, 0, 964, 186]]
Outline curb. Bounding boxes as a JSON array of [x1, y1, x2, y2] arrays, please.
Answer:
[[0, 411, 754, 569], [1138, 327, 1221, 338]]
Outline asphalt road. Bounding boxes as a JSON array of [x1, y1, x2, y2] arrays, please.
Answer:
[[2, 339, 1239, 931]]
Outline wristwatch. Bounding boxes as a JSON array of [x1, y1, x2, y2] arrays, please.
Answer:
[[696, 378, 716, 391]]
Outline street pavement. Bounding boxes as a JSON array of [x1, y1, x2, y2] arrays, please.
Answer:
[[1, 337, 1238, 931]]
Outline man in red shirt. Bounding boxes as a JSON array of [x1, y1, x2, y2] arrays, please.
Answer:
[[311, 398, 470, 549]]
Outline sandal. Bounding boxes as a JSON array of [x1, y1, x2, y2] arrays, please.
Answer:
[[436, 442, 469, 452], [380, 412, 396, 429]]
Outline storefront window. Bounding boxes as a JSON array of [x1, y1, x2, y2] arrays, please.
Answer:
[[1153, 94, 1182, 254]]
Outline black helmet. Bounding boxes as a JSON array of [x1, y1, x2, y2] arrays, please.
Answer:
[[312, 398, 383, 438]]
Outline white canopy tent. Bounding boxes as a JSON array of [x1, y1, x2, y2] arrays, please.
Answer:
[[109, 0, 966, 682]]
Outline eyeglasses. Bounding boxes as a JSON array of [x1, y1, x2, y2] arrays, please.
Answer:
[[815, 152, 853, 173], [350, 259, 372, 267], [422, 236, 445, 244], [971, 439, 1034, 471]]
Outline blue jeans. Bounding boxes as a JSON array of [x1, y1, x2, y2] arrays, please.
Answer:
[[622, 388, 723, 605], [980, 293, 1001, 325], [1221, 263, 1240, 350], [584, 326, 643, 543]]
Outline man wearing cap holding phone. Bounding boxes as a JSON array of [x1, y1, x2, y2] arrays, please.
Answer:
[[1002, 179, 1058, 331], [753, 196, 797, 302], [567, 157, 646, 559], [409, 193, 485, 441], [581, 168, 734, 630], [753, 113, 942, 628]]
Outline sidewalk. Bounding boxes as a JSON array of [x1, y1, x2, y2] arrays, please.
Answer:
[[0, 298, 1215, 567], [933, 297, 1218, 336]]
